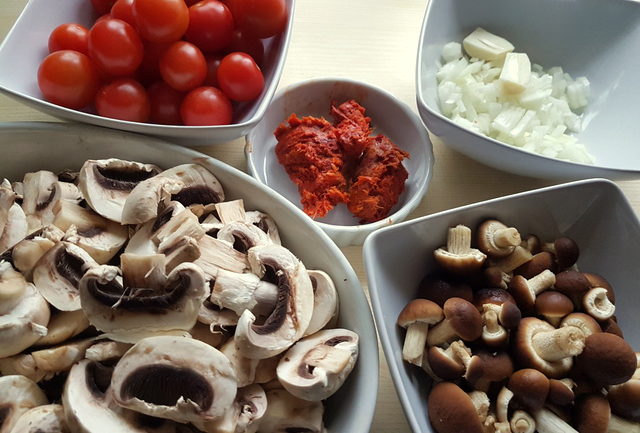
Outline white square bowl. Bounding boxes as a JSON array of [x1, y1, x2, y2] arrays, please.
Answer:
[[0, 121, 379, 433], [0, 0, 294, 146], [416, 0, 640, 180], [364, 179, 640, 432]]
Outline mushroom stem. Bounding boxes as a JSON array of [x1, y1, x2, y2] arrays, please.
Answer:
[[427, 319, 456, 347], [484, 309, 502, 333], [510, 410, 536, 433], [532, 325, 585, 362], [582, 287, 615, 320], [494, 227, 521, 248], [528, 270, 557, 295], [402, 322, 430, 365], [534, 408, 577, 433], [447, 225, 473, 254], [496, 387, 514, 422], [609, 414, 640, 433], [482, 308, 507, 347], [492, 246, 533, 273], [467, 390, 490, 423]]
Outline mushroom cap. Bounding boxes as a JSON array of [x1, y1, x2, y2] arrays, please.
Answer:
[[417, 272, 473, 307], [476, 219, 521, 258], [575, 394, 610, 433], [583, 272, 615, 303], [467, 351, 514, 391], [442, 297, 483, 342], [576, 333, 636, 387], [508, 369, 550, 411], [434, 247, 486, 275], [304, 269, 339, 336], [514, 252, 555, 279], [427, 346, 465, 381], [499, 301, 522, 329], [551, 237, 579, 269], [427, 382, 484, 433], [548, 379, 575, 406], [0, 375, 48, 433], [554, 270, 591, 298], [508, 275, 537, 313], [608, 380, 640, 422], [397, 299, 444, 328], [473, 288, 515, 309], [601, 317, 624, 338], [259, 389, 324, 433], [535, 291, 574, 323], [9, 404, 69, 433], [560, 312, 602, 338]]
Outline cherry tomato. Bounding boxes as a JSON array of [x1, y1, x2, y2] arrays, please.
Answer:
[[88, 19, 143, 76], [185, 0, 234, 53], [137, 41, 170, 85], [159, 41, 206, 92], [148, 81, 184, 124], [203, 55, 222, 86], [48, 23, 89, 55], [95, 13, 113, 24], [228, 0, 287, 39], [96, 78, 150, 122], [217, 52, 264, 101], [111, 0, 136, 26], [91, 0, 116, 15], [133, 0, 189, 43], [180, 86, 232, 125], [227, 29, 264, 66], [37, 50, 100, 109]]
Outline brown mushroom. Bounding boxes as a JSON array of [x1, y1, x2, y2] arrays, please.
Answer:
[[608, 379, 640, 422], [554, 270, 591, 305], [476, 219, 521, 258], [548, 378, 576, 406], [582, 287, 615, 321], [474, 288, 521, 347], [560, 313, 602, 337], [576, 333, 636, 387], [464, 350, 514, 392], [397, 299, 443, 366], [575, 394, 610, 433], [543, 236, 579, 270], [508, 368, 550, 411], [433, 225, 486, 275], [510, 410, 536, 433], [582, 272, 615, 303], [427, 381, 484, 433], [509, 269, 556, 313], [417, 272, 473, 307], [488, 246, 533, 274], [536, 291, 574, 326], [426, 298, 483, 347], [515, 251, 555, 278], [601, 318, 624, 338], [427, 344, 465, 381]]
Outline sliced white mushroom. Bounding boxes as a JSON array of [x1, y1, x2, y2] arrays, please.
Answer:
[[0, 180, 28, 253], [111, 336, 238, 428], [32, 241, 98, 311], [245, 211, 281, 245], [210, 269, 278, 317], [253, 356, 280, 385], [152, 207, 205, 248], [198, 301, 240, 331], [0, 179, 15, 237], [121, 164, 225, 225], [30, 337, 96, 376], [59, 181, 84, 204], [195, 235, 250, 278], [277, 328, 359, 401], [202, 384, 267, 433], [217, 221, 272, 254], [84, 340, 133, 362], [78, 158, 161, 223], [215, 200, 246, 224], [54, 201, 128, 264], [220, 337, 260, 387], [119, 253, 167, 290], [10, 404, 69, 433], [21, 170, 61, 232], [0, 354, 45, 383], [35, 309, 89, 347], [189, 321, 226, 348], [0, 260, 29, 314], [0, 375, 48, 433], [10, 225, 65, 278], [79, 263, 206, 342], [258, 389, 325, 433], [235, 245, 314, 360], [304, 270, 339, 336]]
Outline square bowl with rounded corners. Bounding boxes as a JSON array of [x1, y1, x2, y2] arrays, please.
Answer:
[[0, 0, 294, 146], [0, 121, 379, 432], [245, 77, 434, 247], [364, 179, 640, 432], [416, 0, 640, 180]]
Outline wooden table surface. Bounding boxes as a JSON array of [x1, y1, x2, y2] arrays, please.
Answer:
[[1, 1, 639, 431]]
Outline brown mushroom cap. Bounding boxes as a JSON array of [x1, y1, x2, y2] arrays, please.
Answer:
[[514, 252, 555, 279], [397, 299, 443, 328], [535, 291, 574, 325], [509, 270, 555, 313], [575, 394, 610, 433], [417, 273, 473, 307], [427, 382, 484, 433], [608, 380, 640, 422], [554, 270, 591, 299], [548, 378, 575, 406], [467, 351, 514, 391], [508, 369, 550, 411], [433, 225, 486, 275], [442, 298, 483, 341], [583, 272, 615, 303], [428, 346, 465, 381], [576, 333, 637, 387], [476, 219, 521, 258], [547, 237, 579, 270], [601, 318, 624, 338], [473, 288, 515, 310]]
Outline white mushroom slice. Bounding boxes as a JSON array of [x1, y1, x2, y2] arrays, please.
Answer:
[[59, 181, 84, 204], [0, 354, 46, 383], [220, 337, 260, 387], [202, 384, 267, 433], [35, 309, 90, 347], [162, 237, 201, 272], [79, 263, 207, 343], [304, 270, 339, 336], [78, 158, 161, 223], [189, 321, 226, 348], [195, 235, 250, 278], [124, 202, 187, 257], [0, 260, 28, 314], [31, 337, 96, 375], [277, 328, 359, 401], [10, 404, 69, 433], [10, 225, 65, 278], [21, 171, 61, 232], [0, 276, 50, 358], [120, 253, 167, 290], [85, 341, 133, 362], [253, 356, 280, 385], [215, 200, 246, 224], [32, 241, 98, 311], [0, 178, 28, 253], [217, 221, 272, 253], [54, 201, 128, 264], [152, 207, 205, 247], [210, 269, 278, 317], [111, 336, 238, 428], [198, 301, 240, 331], [121, 164, 225, 225], [245, 211, 281, 245], [188, 202, 219, 222], [259, 389, 324, 433], [235, 245, 314, 360], [0, 375, 48, 433], [0, 179, 15, 236]]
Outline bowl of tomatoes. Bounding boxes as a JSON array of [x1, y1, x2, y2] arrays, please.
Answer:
[[0, 0, 294, 145]]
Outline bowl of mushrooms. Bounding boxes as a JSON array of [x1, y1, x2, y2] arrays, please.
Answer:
[[0, 122, 379, 433], [364, 178, 640, 433]]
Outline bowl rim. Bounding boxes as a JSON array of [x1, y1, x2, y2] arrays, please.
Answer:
[[362, 177, 633, 433], [414, 0, 640, 176], [244, 76, 434, 235], [0, 0, 296, 132]]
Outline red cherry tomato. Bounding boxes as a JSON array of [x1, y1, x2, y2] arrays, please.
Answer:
[[37, 50, 100, 109], [227, 30, 264, 66], [111, 0, 136, 26], [217, 52, 264, 101], [132, 0, 189, 43], [159, 41, 206, 92], [96, 78, 150, 122], [88, 19, 143, 76], [180, 86, 232, 125], [48, 24, 89, 55], [91, 0, 117, 15], [95, 13, 113, 24], [148, 81, 184, 124], [185, 0, 234, 53], [228, 0, 287, 39], [203, 55, 222, 87]]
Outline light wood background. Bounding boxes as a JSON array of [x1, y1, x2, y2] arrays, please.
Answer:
[[1, 1, 639, 431]]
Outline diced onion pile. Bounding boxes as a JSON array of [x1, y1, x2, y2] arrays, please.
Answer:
[[436, 38, 594, 164]]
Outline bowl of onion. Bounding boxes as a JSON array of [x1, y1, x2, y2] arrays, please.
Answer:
[[416, 0, 640, 179], [0, 0, 294, 145]]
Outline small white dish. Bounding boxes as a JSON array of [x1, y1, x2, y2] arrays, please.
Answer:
[[364, 178, 640, 433], [0, 121, 379, 433], [416, 0, 640, 180], [0, 0, 294, 146], [245, 77, 434, 247]]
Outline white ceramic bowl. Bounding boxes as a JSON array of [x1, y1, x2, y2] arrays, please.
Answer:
[[364, 179, 640, 433], [416, 0, 640, 180], [245, 77, 434, 247], [0, 0, 294, 146], [0, 121, 379, 433]]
